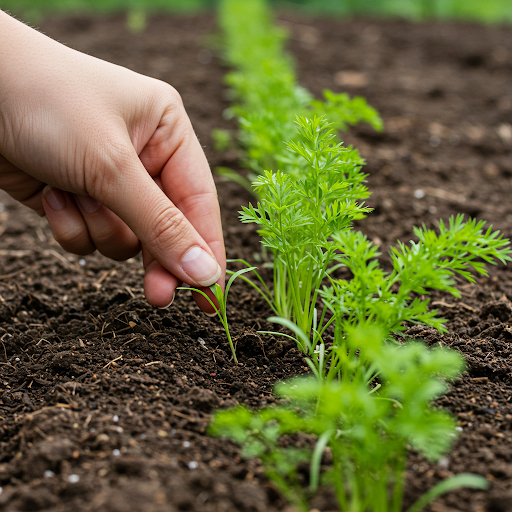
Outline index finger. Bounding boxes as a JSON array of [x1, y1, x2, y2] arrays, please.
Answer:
[[138, 101, 226, 289]]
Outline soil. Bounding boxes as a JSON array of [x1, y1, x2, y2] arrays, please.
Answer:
[[2, 11, 512, 512]]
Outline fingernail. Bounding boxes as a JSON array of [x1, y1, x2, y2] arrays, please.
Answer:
[[43, 185, 66, 211], [158, 292, 176, 310], [75, 195, 101, 214], [181, 246, 221, 287]]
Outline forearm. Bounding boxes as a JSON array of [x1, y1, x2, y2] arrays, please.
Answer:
[[0, 11, 58, 97], [0, 11, 70, 156]]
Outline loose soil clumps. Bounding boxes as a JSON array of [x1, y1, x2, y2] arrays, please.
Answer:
[[2, 13, 512, 512]]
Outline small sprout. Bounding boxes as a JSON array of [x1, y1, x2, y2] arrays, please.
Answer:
[[180, 266, 256, 364]]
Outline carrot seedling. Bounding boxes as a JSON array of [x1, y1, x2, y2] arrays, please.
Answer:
[[180, 267, 256, 364], [240, 115, 371, 338]]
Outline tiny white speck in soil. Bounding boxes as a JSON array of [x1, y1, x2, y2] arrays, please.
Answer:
[[113, 415, 119, 422], [79, 258, 86, 266], [44, 470, 55, 478], [113, 449, 121, 456], [140, 434, 146, 439], [455, 426, 463, 432], [438, 457, 449, 468], [188, 461, 198, 469], [68, 474, 80, 483], [429, 135, 441, 147], [413, 189, 425, 199], [171, 429, 176, 435], [183, 441, 191, 448], [0, 487, 3, 495]]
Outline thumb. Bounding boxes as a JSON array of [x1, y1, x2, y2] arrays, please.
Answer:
[[99, 157, 222, 289]]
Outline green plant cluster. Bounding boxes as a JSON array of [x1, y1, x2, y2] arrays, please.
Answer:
[[209, 0, 511, 510], [211, 325, 487, 512], [217, 0, 382, 190]]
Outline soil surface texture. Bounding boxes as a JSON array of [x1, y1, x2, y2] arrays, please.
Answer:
[[2, 12, 512, 512]]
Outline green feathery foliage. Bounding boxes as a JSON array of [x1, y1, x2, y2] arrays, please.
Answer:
[[217, 0, 382, 187], [210, 325, 488, 512]]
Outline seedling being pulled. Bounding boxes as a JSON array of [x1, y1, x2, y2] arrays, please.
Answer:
[[181, 267, 255, 364]]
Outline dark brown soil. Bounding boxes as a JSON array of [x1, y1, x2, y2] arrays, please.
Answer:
[[2, 12, 512, 512]]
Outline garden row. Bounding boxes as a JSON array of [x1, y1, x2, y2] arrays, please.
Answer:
[[207, 1, 512, 511]]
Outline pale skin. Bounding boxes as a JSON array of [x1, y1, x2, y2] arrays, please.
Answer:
[[0, 10, 226, 314]]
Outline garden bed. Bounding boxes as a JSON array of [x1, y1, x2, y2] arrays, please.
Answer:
[[1, 12, 512, 512]]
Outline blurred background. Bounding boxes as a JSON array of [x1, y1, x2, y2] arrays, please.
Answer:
[[2, 0, 512, 23]]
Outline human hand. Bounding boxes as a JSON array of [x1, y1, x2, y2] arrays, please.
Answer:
[[0, 11, 225, 313]]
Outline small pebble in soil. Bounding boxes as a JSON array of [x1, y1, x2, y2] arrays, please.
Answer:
[[455, 426, 463, 431], [79, 258, 86, 266], [414, 189, 425, 199], [438, 457, 449, 468], [113, 449, 121, 456], [113, 415, 119, 422], [68, 474, 80, 483], [171, 429, 176, 435], [188, 461, 199, 469], [183, 441, 191, 448], [0, 487, 3, 495], [429, 135, 441, 147], [0, 203, 4, 212], [44, 470, 55, 478], [412, 464, 419, 471], [140, 434, 146, 439], [198, 337, 206, 346]]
